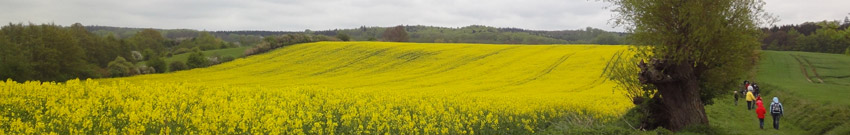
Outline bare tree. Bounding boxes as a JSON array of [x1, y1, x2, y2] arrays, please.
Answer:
[[382, 25, 409, 42]]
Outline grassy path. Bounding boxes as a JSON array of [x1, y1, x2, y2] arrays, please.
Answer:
[[697, 51, 850, 135], [703, 96, 806, 134]]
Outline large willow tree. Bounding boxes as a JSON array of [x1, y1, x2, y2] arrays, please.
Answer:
[[604, 0, 774, 131]]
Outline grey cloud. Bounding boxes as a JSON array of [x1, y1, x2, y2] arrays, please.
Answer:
[[763, 0, 850, 26], [1, 0, 846, 32]]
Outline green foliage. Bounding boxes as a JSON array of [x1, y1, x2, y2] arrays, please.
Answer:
[[763, 20, 850, 54], [310, 35, 341, 41], [169, 61, 188, 72], [0, 23, 94, 82], [336, 33, 351, 41], [107, 56, 134, 77], [603, 0, 775, 131], [129, 51, 144, 62], [0, 34, 32, 81], [592, 33, 621, 45], [186, 51, 209, 69], [70, 23, 122, 68], [605, 48, 656, 101], [177, 32, 229, 51], [127, 29, 167, 54], [606, 0, 772, 105], [147, 55, 167, 73], [166, 47, 247, 65], [224, 33, 262, 46], [793, 21, 850, 54], [88, 26, 263, 47], [173, 48, 192, 55], [0, 23, 242, 81], [142, 49, 156, 61]]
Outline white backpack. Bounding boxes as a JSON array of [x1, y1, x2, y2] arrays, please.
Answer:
[[771, 103, 782, 113]]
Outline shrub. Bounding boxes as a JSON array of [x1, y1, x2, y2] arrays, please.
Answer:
[[221, 56, 236, 63], [243, 47, 259, 56], [382, 25, 409, 42], [147, 56, 167, 73], [130, 51, 144, 62], [312, 35, 341, 41], [186, 51, 209, 69], [173, 48, 192, 55], [207, 56, 220, 65], [169, 61, 188, 72], [336, 33, 351, 41], [107, 56, 134, 77], [137, 65, 156, 74]]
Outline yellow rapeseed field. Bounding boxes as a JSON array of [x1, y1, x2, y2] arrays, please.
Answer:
[[1, 41, 633, 134]]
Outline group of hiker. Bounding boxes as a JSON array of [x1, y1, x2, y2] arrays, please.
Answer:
[[734, 80, 785, 130]]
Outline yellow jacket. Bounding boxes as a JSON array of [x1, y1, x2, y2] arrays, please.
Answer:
[[746, 91, 755, 101]]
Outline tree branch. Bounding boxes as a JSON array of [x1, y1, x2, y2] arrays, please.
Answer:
[[638, 58, 676, 84]]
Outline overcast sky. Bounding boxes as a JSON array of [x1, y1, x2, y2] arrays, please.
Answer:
[[1, 0, 848, 32]]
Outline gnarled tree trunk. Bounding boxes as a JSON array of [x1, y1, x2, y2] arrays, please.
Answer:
[[639, 58, 709, 131]]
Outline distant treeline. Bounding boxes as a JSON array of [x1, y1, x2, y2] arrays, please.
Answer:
[[0, 23, 240, 82], [86, 26, 266, 47], [93, 25, 632, 45], [313, 25, 630, 45], [761, 18, 850, 55]]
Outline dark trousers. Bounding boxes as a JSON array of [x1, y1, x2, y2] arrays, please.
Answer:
[[759, 118, 764, 129], [772, 113, 781, 129], [747, 101, 752, 110]]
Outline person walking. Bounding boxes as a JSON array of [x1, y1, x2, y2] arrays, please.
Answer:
[[742, 80, 751, 109], [755, 96, 766, 129], [753, 83, 760, 97], [746, 89, 755, 110], [770, 97, 785, 130]]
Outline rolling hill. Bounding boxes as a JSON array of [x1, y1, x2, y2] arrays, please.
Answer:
[[756, 51, 850, 104], [2, 42, 634, 134], [5, 41, 848, 134], [113, 42, 628, 94]]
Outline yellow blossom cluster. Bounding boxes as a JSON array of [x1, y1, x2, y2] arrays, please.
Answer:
[[1, 42, 633, 134]]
